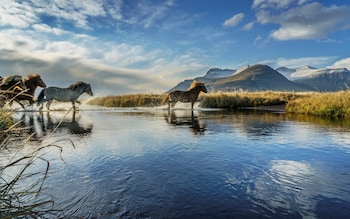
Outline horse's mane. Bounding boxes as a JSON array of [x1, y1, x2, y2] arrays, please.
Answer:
[[67, 81, 86, 90], [188, 81, 205, 90], [26, 73, 41, 80]]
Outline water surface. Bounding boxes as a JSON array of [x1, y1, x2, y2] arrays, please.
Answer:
[[7, 108, 350, 218]]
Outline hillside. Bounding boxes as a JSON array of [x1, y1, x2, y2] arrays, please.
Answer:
[[169, 64, 312, 92]]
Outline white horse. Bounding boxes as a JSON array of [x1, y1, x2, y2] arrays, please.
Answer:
[[37, 81, 93, 110]]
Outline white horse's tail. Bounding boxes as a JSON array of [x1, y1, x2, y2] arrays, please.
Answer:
[[36, 89, 45, 106]]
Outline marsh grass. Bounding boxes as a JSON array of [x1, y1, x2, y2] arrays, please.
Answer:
[[87, 90, 349, 118], [286, 91, 350, 118], [0, 107, 75, 218], [87, 93, 165, 107], [199, 91, 309, 108]]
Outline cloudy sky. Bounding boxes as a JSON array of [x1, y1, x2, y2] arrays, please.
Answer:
[[1, 0, 350, 95]]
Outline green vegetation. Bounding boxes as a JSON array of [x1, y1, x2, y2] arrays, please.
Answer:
[[286, 91, 350, 118], [87, 91, 350, 118], [87, 93, 165, 107], [0, 109, 13, 133]]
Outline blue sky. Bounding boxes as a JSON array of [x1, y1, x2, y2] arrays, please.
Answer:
[[1, 0, 350, 95]]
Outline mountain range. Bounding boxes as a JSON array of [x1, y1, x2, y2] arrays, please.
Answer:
[[169, 64, 350, 92]]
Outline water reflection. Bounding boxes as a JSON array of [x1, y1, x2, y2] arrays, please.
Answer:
[[163, 110, 206, 135], [13, 110, 93, 139], [6, 109, 350, 218]]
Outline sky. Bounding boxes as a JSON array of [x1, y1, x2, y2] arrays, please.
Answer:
[[1, 0, 350, 95]]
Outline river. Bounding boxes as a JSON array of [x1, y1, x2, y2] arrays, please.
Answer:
[[5, 107, 350, 218]]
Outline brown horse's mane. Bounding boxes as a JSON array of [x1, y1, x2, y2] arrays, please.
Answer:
[[26, 73, 41, 80], [188, 80, 205, 90]]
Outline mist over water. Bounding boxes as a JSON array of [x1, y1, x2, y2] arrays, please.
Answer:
[[8, 108, 350, 218]]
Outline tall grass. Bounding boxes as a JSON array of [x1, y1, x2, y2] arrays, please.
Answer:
[[200, 91, 308, 108], [86, 91, 350, 118], [87, 93, 165, 107], [286, 91, 350, 118], [0, 107, 73, 218]]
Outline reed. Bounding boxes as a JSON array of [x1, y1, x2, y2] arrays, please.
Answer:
[[0, 108, 73, 218], [87, 91, 350, 118], [285, 91, 350, 118], [88, 93, 165, 107], [199, 91, 309, 108]]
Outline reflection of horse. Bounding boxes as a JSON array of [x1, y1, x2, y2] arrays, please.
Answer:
[[164, 110, 206, 135], [0, 75, 27, 106], [13, 110, 93, 139], [39, 111, 93, 136], [37, 81, 93, 110], [11, 74, 46, 108], [162, 81, 208, 110]]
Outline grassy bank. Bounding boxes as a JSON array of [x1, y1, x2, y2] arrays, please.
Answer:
[[285, 91, 350, 118], [199, 91, 308, 108], [87, 91, 350, 118], [87, 93, 165, 107]]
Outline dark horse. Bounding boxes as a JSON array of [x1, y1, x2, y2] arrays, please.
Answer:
[[37, 81, 93, 111], [161, 81, 208, 110], [11, 74, 47, 108], [0, 75, 27, 107]]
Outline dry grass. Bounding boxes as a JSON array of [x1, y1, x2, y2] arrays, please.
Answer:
[[0, 108, 73, 218], [87, 93, 165, 107], [199, 91, 310, 108], [87, 90, 350, 118], [286, 91, 350, 118]]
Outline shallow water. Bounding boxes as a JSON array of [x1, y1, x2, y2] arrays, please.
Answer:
[[6, 108, 350, 218]]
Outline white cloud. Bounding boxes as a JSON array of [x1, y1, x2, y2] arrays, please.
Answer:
[[255, 2, 350, 40], [260, 56, 337, 68], [243, 22, 254, 31], [329, 57, 350, 70], [223, 13, 245, 27], [252, 0, 308, 9], [0, 0, 38, 28]]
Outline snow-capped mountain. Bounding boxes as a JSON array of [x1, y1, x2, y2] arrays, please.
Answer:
[[276, 65, 350, 80], [276, 65, 350, 91], [203, 68, 236, 78]]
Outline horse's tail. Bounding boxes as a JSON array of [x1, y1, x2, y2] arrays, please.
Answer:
[[36, 89, 45, 106], [161, 93, 170, 105]]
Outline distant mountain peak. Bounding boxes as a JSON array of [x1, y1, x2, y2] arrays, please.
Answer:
[[203, 68, 236, 78]]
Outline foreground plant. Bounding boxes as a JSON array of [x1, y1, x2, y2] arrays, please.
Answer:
[[0, 108, 75, 218]]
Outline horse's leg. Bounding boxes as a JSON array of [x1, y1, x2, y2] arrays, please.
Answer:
[[46, 100, 52, 110], [15, 99, 25, 109]]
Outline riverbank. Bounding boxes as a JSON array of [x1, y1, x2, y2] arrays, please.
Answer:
[[87, 91, 350, 118]]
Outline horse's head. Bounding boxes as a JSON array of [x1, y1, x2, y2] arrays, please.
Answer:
[[26, 74, 47, 88], [84, 83, 93, 96], [69, 81, 93, 96], [189, 81, 208, 93]]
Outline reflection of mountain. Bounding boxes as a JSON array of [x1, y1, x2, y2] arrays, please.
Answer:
[[203, 110, 286, 138], [164, 110, 206, 135], [14, 111, 93, 139]]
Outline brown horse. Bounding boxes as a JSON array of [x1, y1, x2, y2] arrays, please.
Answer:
[[162, 81, 208, 110], [12, 74, 47, 108]]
